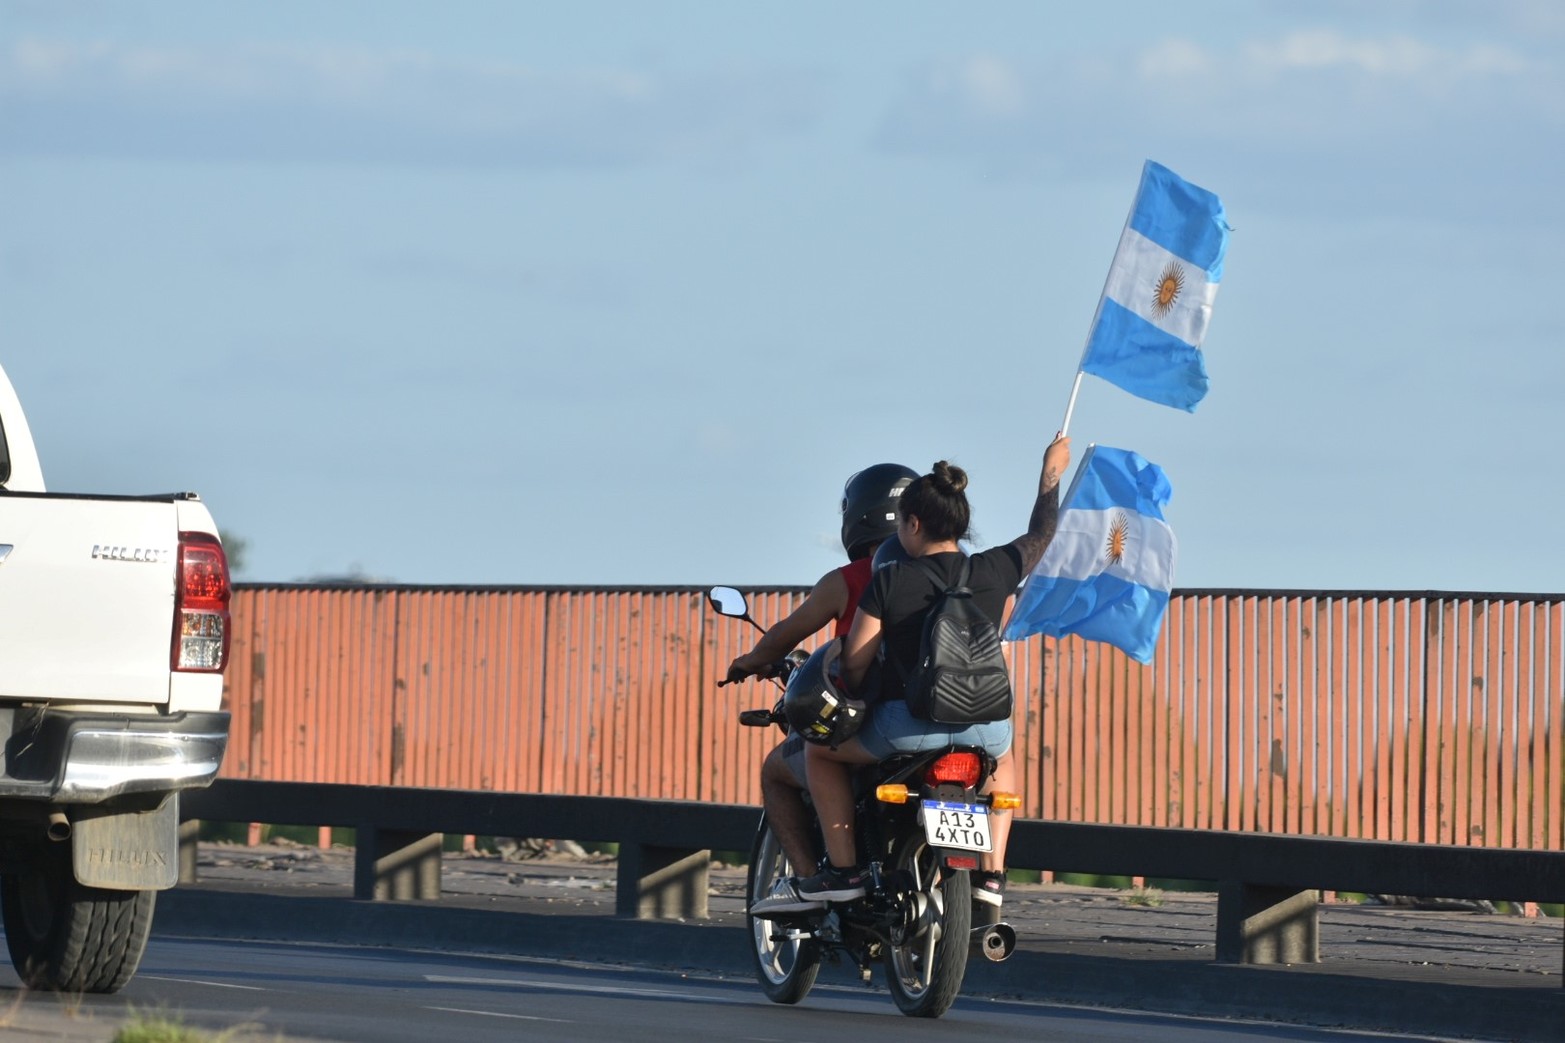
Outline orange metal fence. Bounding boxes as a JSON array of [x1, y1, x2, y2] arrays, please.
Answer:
[[221, 586, 1563, 850]]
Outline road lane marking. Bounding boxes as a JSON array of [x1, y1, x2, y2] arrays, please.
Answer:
[[140, 975, 265, 991], [423, 973, 746, 1005], [425, 1006, 572, 1023]]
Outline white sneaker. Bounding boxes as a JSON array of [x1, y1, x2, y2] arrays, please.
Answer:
[[972, 870, 1005, 927], [750, 875, 826, 916]]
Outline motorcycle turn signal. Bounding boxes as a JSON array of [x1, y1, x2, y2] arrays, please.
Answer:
[[877, 786, 1021, 808], [875, 784, 912, 804]]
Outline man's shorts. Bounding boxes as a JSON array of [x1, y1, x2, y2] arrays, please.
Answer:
[[777, 732, 807, 787]]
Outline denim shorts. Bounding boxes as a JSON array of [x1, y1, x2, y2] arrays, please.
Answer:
[[856, 698, 1012, 760]]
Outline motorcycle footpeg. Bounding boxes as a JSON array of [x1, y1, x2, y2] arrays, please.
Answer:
[[969, 921, 1017, 962]]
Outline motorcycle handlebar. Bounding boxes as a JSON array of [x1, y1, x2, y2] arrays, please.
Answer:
[[718, 657, 797, 688]]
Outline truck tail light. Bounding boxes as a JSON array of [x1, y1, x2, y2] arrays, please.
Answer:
[[173, 531, 231, 672]]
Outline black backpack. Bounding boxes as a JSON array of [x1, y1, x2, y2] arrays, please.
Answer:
[[901, 557, 1013, 724]]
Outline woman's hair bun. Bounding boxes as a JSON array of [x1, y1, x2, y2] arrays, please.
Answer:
[[930, 460, 968, 495]]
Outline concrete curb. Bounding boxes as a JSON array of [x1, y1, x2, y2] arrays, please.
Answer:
[[154, 887, 1565, 1041]]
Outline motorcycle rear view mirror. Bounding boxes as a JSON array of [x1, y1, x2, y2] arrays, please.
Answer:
[[707, 586, 766, 634], [707, 586, 749, 618]]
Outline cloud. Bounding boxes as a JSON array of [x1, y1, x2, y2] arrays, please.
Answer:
[[1239, 29, 1532, 78], [0, 38, 824, 167], [874, 30, 1561, 220], [1304, 0, 1565, 40]]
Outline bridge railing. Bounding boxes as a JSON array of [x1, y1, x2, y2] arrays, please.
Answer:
[[200, 585, 1563, 974], [220, 584, 1564, 851]]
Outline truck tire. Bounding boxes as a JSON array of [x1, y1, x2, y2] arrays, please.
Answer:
[[1, 844, 156, 994]]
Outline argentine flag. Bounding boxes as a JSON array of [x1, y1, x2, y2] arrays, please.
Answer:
[[1081, 161, 1229, 412], [1003, 445, 1175, 664]]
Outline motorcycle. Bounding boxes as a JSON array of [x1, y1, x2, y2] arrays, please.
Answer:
[[708, 585, 1017, 1019]]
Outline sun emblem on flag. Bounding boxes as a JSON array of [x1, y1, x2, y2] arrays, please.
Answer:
[[1151, 261, 1185, 317], [1105, 512, 1130, 565]]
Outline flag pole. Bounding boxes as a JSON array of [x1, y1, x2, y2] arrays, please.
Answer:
[[1060, 259, 1113, 439], [1060, 160, 1147, 440], [1059, 371, 1085, 438]]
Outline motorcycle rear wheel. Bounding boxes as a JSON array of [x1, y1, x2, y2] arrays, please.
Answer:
[[745, 818, 821, 1004], [883, 839, 971, 1018]]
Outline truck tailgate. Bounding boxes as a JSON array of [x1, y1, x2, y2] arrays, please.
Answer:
[[0, 495, 179, 704]]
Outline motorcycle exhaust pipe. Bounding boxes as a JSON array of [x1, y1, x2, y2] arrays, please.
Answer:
[[47, 810, 72, 842], [970, 922, 1016, 962]]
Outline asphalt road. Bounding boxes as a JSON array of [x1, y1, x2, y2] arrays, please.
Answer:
[[150, 842, 1564, 1042], [0, 934, 1498, 1043], [4, 845, 1557, 1041]]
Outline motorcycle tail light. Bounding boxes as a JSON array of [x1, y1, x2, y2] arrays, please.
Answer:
[[925, 752, 982, 788]]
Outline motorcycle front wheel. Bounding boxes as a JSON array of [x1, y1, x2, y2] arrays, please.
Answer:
[[882, 838, 971, 1018], [745, 817, 821, 1004]]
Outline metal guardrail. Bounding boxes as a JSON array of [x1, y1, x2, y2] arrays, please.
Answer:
[[180, 780, 757, 919], [178, 779, 1565, 976]]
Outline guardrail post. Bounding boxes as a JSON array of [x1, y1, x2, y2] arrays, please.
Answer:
[[616, 843, 710, 919], [354, 827, 443, 900], [1217, 883, 1320, 964], [178, 818, 201, 885]]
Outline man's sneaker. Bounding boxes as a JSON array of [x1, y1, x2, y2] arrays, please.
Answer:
[[749, 875, 826, 916], [792, 863, 869, 903], [972, 870, 1006, 927]]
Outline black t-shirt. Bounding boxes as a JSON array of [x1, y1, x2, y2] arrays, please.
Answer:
[[856, 546, 1024, 704]]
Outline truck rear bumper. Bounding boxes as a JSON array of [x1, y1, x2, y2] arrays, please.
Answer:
[[0, 709, 230, 802]]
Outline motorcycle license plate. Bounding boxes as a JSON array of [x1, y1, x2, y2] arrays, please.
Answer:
[[920, 799, 992, 852]]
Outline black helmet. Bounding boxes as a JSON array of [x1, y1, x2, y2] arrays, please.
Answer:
[[783, 640, 865, 747], [871, 534, 912, 572], [841, 463, 918, 559]]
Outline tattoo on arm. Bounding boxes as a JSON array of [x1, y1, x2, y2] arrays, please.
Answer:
[[1042, 459, 1062, 493], [1013, 485, 1060, 575]]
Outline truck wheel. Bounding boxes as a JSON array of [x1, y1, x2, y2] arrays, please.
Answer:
[[1, 844, 156, 994]]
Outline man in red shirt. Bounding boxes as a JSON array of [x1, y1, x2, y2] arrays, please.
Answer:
[[726, 464, 916, 877]]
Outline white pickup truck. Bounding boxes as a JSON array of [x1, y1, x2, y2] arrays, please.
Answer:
[[0, 362, 231, 993]]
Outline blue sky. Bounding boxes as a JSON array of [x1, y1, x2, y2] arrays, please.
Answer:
[[2, 1, 1561, 591]]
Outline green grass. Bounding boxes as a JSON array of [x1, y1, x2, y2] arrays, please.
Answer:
[[114, 1013, 210, 1043], [114, 1010, 277, 1043], [113, 1012, 227, 1043]]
